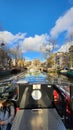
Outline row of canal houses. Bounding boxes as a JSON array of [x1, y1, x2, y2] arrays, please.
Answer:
[[0, 47, 11, 70], [54, 45, 73, 70], [0, 42, 73, 71]]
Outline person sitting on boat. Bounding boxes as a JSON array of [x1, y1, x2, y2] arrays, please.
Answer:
[[0, 99, 15, 130], [0, 101, 4, 130]]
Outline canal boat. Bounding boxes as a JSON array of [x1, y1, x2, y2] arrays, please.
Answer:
[[0, 69, 11, 76], [11, 71, 72, 130], [67, 70, 73, 78], [60, 69, 68, 75], [60, 68, 73, 78], [11, 82, 67, 130], [0, 71, 73, 129], [0, 68, 21, 77]]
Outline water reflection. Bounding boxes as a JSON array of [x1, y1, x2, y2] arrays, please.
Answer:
[[14, 70, 73, 96], [48, 72, 73, 84], [21, 69, 73, 85], [22, 71, 49, 84]]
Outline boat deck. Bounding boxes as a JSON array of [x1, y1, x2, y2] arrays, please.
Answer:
[[11, 108, 66, 130]]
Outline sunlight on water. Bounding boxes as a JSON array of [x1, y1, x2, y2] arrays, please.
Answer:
[[21, 71, 49, 84]]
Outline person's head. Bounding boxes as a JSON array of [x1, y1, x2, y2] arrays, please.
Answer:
[[0, 101, 3, 111], [0, 102, 3, 107], [0, 99, 7, 107]]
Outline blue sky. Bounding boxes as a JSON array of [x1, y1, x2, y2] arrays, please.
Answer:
[[0, 0, 73, 61]]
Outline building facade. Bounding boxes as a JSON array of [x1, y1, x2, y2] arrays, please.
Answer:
[[69, 45, 73, 68]]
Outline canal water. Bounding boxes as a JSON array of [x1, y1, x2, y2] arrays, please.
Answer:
[[18, 70, 72, 96], [20, 71, 49, 84], [0, 70, 73, 84], [22, 69, 73, 84]]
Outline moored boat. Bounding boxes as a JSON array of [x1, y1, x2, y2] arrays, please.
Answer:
[[0, 69, 11, 76], [67, 70, 73, 77]]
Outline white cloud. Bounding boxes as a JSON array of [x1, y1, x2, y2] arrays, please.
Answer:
[[50, 7, 73, 38], [25, 57, 32, 61], [21, 34, 52, 53], [58, 41, 73, 52], [0, 31, 26, 45], [0, 31, 57, 56]]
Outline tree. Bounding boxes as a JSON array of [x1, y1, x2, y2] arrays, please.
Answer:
[[32, 59, 40, 66], [41, 39, 57, 60], [47, 54, 55, 68], [8, 43, 24, 66]]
